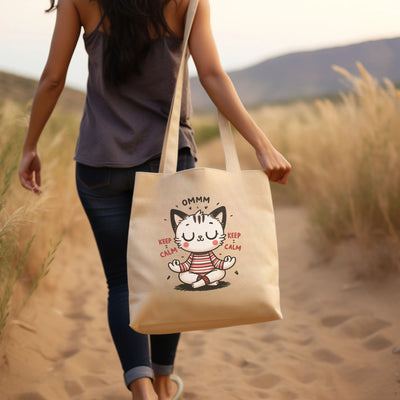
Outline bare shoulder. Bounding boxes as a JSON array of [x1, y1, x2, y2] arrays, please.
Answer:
[[164, 0, 190, 38], [70, 0, 102, 33], [174, 0, 190, 12], [176, 0, 207, 13], [165, 0, 189, 18]]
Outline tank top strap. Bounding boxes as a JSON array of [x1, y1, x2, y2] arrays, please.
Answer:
[[92, 11, 108, 34]]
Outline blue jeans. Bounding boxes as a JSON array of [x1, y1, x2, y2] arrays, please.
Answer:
[[75, 148, 195, 388]]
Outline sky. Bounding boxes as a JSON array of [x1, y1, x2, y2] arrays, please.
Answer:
[[1, 0, 400, 91]]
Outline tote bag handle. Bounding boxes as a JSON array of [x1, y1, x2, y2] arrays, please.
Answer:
[[159, 0, 241, 174]]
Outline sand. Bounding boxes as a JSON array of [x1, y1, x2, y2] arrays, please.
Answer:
[[0, 203, 399, 399]]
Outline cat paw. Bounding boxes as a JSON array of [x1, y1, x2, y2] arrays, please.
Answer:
[[223, 256, 236, 269], [192, 280, 206, 289], [168, 260, 181, 272]]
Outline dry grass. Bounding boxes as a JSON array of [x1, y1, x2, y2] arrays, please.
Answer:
[[250, 63, 400, 275], [1, 63, 399, 340], [0, 99, 81, 339]]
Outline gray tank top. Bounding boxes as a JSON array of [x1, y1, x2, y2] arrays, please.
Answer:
[[74, 26, 197, 167]]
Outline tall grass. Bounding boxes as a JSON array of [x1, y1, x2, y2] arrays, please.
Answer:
[[0, 99, 80, 340], [252, 64, 400, 275], [0, 62, 398, 339]]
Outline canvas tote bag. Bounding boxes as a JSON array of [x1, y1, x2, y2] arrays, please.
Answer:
[[127, 0, 282, 334]]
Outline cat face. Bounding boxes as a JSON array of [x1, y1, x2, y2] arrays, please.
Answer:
[[170, 207, 227, 253]]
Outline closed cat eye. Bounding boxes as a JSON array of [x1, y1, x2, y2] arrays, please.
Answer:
[[206, 230, 218, 240], [182, 232, 195, 241]]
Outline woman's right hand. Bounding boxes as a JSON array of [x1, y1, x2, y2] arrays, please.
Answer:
[[256, 143, 291, 185], [19, 150, 42, 194], [189, 0, 291, 185]]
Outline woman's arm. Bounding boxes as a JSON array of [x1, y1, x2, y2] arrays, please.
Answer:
[[19, 0, 81, 193], [189, 0, 291, 184]]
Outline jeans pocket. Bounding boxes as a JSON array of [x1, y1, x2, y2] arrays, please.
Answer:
[[76, 163, 111, 190], [177, 148, 195, 172], [144, 158, 161, 173]]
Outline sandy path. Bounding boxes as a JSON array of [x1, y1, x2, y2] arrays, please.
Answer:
[[0, 205, 399, 399]]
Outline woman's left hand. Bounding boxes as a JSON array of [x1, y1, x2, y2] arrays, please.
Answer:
[[19, 150, 42, 194]]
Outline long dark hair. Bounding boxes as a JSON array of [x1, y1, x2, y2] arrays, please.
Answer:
[[47, 0, 174, 85]]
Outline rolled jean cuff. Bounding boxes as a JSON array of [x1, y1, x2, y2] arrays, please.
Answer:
[[152, 362, 174, 376], [124, 366, 154, 388]]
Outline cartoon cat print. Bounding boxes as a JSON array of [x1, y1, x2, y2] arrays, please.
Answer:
[[168, 206, 236, 288]]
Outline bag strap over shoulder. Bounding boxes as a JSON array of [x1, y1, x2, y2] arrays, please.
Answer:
[[159, 0, 198, 173], [159, 0, 241, 174]]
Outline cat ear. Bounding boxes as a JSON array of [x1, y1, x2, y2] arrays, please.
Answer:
[[170, 209, 188, 233], [209, 206, 227, 230]]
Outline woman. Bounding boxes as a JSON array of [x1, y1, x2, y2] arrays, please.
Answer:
[[19, 0, 291, 399]]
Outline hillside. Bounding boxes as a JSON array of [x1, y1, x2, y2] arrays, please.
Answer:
[[0, 71, 85, 114], [2, 36, 400, 113], [190, 36, 400, 110]]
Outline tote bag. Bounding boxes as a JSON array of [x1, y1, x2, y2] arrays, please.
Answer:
[[127, 0, 282, 334]]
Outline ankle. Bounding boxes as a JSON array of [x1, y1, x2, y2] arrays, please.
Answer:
[[153, 374, 174, 399], [129, 377, 158, 400]]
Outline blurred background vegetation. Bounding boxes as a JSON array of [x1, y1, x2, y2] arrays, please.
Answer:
[[0, 62, 399, 340]]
